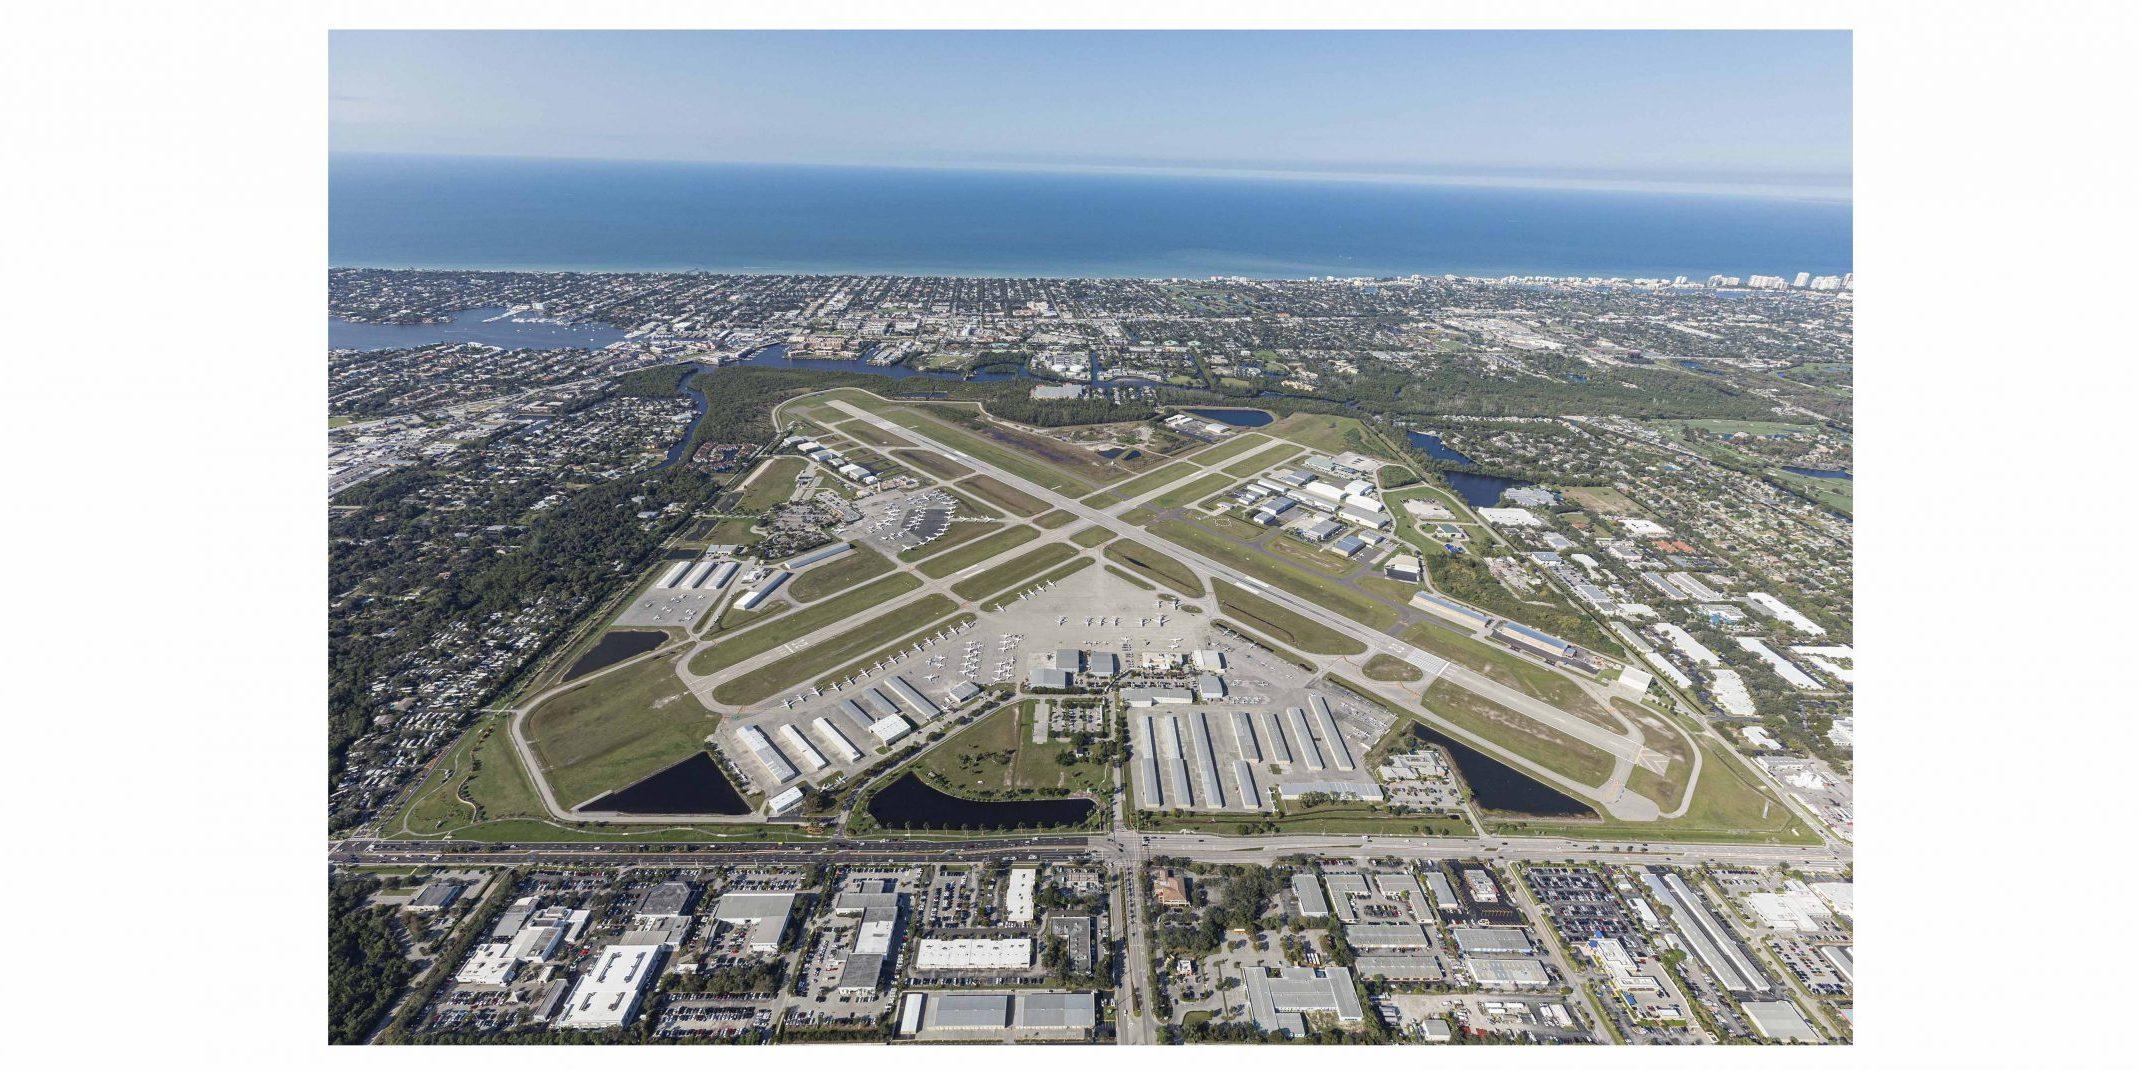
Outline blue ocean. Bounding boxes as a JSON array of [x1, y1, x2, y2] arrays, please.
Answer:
[[330, 153, 1851, 280]]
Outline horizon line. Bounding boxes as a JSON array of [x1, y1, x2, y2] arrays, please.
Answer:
[[329, 149, 1853, 205]]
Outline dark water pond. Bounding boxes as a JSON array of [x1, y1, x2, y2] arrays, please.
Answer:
[[866, 772, 1095, 831], [1443, 471, 1533, 509], [583, 751, 751, 815], [1407, 430, 1476, 465], [1407, 724, 1593, 817], [560, 630, 667, 683], [1188, 407, 1275, 427], [1782, 465, 1852, 480]]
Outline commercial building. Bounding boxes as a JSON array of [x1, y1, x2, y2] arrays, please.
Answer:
[[1744, 1000, 1820, 1042], [1452, 927, 1534, 955], [811, 717, 863, 763], [1243, 966, 1364, 1036], [735, 571, 787, 611], [1292, 873, 1329, 918], [738, 726, 799, 783], [782, 541, 852, 570], [884, 675, 941, 720], [1492, 620, 1580, 660], [1004, 867, 1037, 923], [711, 892, 796, 953], [1014, 992, 1097, 1031], [557, 944, 666, 1029], [1465, 956, 1551, 988], [764, 786, 804, 816], [1411, 591, 1493, 630], [1028, 667, 1074, 690], [914, 937, 1033, 970], [1747, 592, 1825, 636]]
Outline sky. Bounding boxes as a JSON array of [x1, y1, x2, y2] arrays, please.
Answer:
[[331, 31, 1851, 199]]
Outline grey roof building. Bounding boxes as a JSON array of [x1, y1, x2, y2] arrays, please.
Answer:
[[932, 993, 1012, 1030], [635, 881, 696, 919], [1015, 992, 1097, 1030]]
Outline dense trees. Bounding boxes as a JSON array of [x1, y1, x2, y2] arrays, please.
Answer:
[[328, 879, 414, 1045]]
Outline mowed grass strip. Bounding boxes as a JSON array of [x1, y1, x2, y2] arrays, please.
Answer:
[[844, 397, 1100, 495], [688, 573, 920, 675], [834, 418, 907, 448], [916, 524, 1038, 578], [1070, 526, 1114, 548], [1098, 460, 1195, 502], [788, 545, 893, 603], [1034, 509, 1077, 529], [898, 519, 1002, 563], [1147, 518, 1395, 629], [1213, 579, 1366, 655], [959, 474, 1049, 516], [1103, 539, 1205, 597], [733, 456, 804, 513], [952, 543, 1081, 602], [526, 651, 720, 809], [1149, 471, 1240, 510], [1401, 621, 1615, 725], [713, 595, 959, 705], [1180, 431, 1272, 468], [1222, 442, 1303, 478], [893, 447, 973, 482]]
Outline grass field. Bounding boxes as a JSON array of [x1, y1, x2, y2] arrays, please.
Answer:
[[712, 594, 959, 705], [1363, 653, 1423, 682], [1105, 565, 1154, 590], [950, 543, 1080, 602], [1103, 539, 1205, 597], [1035, 509, 1076, 529], [845, 396, 1107, 494], [1767, 467, 1854, 516], [1146, 518, 1397, 630], [833, 418, 908, 448], [525, 650, 720, 809], [1401, 621, 1616, 726], [787, 545, 894, 602], [688, 573, 921, 676], [395, 716, 545, 836], [916, 524, 1038, 578], [734, 456, 805, 513], [1213, 579, 1366, 655], [704, 517, 760, 547], [1147, 471, 1238, 510], [892, 447, 973, 482], [1561, 485, 1645, 516], [1093, 460, 1195, 504], [959, 474, 1049, 516], [1419, 677, 1615, 789], [899, 519, 1003, 563], [1492, 736, 1819, 845], [1220, 442, 1303, 477], [1266, 412, 1394, 459], [1071, 526, 1114, 549], [911, 699, 1113, 796], [1177, 432, 1272, 468]]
